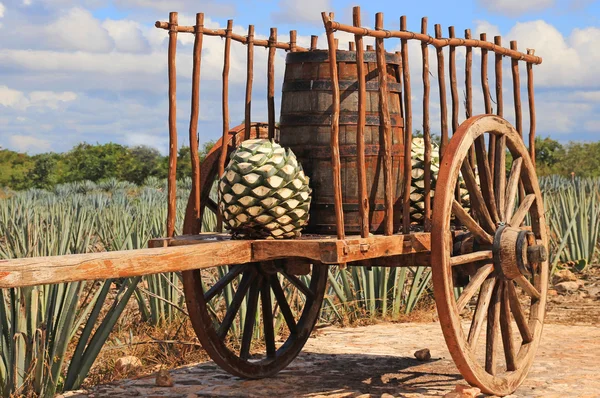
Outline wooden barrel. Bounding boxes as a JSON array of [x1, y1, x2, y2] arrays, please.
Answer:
[[279, 50, 405, 235]]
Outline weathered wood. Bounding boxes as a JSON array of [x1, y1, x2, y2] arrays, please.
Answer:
[[310, 35, 318, 50], [320, 19, 542, 64], [244, 25, 254, 140], [510, 193, 535, 227], [461, 159, 496, 233], [0, 240, 252, 288], [353, 6, 370, 238], [167, 12, 178, 238], [401, 15, 412, 234], [450, 251, 493, 267], [505, 157, 523, 223], [514, 275, 541, 300], [452, 200, 493, 245], [465, 29, 476, 173], [500, 283, 517, 371], [494, 134, 506, 222], [527, 49, 537, 165], [375, 13, 394, 236], [468, 277, 496, 348], [474, 134, 500, 223], [456, 263, 494, 312], [322, 12, 345, 240], [449, 26, 459, 135], [188, 13, 204, 233], [289, 30, 297, 52], [280, 39, 404, 235], [217, 19, 233, 231], [510, 41, 523, 137], [267, 28, 277, 140], [506, 281, 533, 343], [421, 18, 432, 230], [486, 280, 502, 375], [349, 42, 355, 51], [435, 24, 449, 157]]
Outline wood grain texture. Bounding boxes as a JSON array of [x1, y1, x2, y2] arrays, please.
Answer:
[[435, 24, 449, 157], [451, 200, 493, 245], [267, 28, 277, 140], [526, 49, 537, 166], [244, 25, 254, 140], [421, 18, 432, 230], [375, 12, 394, 236], [322, 12, 345, 239], [468, 277, 496, 348], [400, 16, 413, 234], [167, 12, 178, 238], [188, 13, 204, 233], [353, 7, 370, 238], [456, 263, 494, 312]]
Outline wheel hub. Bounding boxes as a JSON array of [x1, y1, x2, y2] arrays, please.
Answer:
[[492, 224, 547, 280]]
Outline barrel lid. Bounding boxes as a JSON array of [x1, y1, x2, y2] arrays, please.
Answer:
[[286, 49, 401, 65]]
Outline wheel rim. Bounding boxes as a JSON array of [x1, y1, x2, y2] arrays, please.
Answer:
[[183, 261, 327, 378], [181, 122, 326, 378], [431, 115, 548, 396]]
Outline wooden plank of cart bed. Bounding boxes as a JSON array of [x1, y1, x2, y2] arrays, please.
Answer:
[[0, 239, 252, 289], [252, 232, 431, 264]]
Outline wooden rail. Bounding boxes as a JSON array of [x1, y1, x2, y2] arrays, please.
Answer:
[[0, 233, 431, 289]]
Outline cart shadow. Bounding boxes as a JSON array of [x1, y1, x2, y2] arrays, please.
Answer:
[[157, 351, 464, 396]]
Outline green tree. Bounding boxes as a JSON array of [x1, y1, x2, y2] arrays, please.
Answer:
[[27, 153, 61, 189], [63, 143, 129, 182], [535, 136, 564, 176], [122, 146, 166, 185]]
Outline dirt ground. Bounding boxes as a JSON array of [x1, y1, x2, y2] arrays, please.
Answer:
[[60, 268, 600, 398]]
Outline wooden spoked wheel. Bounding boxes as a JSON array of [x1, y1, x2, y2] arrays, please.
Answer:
[[431, 115, 549, 396], [182, 123, 327, 378]]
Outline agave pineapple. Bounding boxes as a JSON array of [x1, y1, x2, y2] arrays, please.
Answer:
[[409, 137, 470, 223], [219, 139, 311, 239]]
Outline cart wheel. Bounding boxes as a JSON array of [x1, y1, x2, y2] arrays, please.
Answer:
[[183, 260, 327, 378], [431, 115, 548, 396], [181, 122, 326, 378]]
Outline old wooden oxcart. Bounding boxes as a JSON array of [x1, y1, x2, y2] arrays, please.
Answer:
[[0, 7, 548, 396]]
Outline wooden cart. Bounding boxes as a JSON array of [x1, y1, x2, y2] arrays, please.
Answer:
[[0, 7, 548, 396]]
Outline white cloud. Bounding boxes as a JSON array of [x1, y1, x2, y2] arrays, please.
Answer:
[[102, 19, 150, 53], [477, 0, 554, 16], [8, 135, 52, 152], [272, 0, 331, 25], [473, 20, 501, 39], [0, 86, 27, 108], [0, 2, 5, 18], [0, 85, 76, 110], [46, 8, 114, 53]]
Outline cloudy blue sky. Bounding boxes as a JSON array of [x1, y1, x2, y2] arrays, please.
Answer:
[[0, 0, 598, 155]]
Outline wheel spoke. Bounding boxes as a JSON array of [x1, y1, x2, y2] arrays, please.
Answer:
[[261, 281, 277, 359], [270, 275, 298, 335], [500, 283, 517, 371], [485, 280, 502, 375], [506, 282, 533, 344], [460, 161, 496, 233], [282, 271, 315, 301], [452, 201, 494, 245], [240, 275, 262, 360], [204, 265, 246, 301], [494, 136, 507, 222], [474, 136, 500, 223], [510, 194, 535, 227], [217, 270, 256, 339], [468, 277, 496, 348], [514, 275, 541, 300], [456, 263, 494, 313], [450, 250, 493, 267], [504, 157, 523, 223]]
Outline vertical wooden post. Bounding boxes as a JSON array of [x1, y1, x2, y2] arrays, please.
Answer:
[[401, 15, 412, 234], [244, 25, 254, 140], [353, 6, 369, 238], [465, 29, 475, 172], [217, 19, 233, 232], [510, 41, 522, 138], [366, 44, 374, 51], [188, 13, 204, 233], [268, 28, 277, 140], [375, 12, 394, 236], [494, 36, 505, 221], [322, 12, 345, 240], [526, 49, 536, 166], [435, 24, 448, 158], [421, 17, 432, 231], [480, 33, 495, 176], [289, 30, 297, 52], [349, 42, 356, 51], [167, 12, 178, 238], [310, 35, 318, 50], [449, 26, 459, 135]]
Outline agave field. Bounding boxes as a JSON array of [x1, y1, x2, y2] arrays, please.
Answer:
[[0, 175, 599, 396]]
